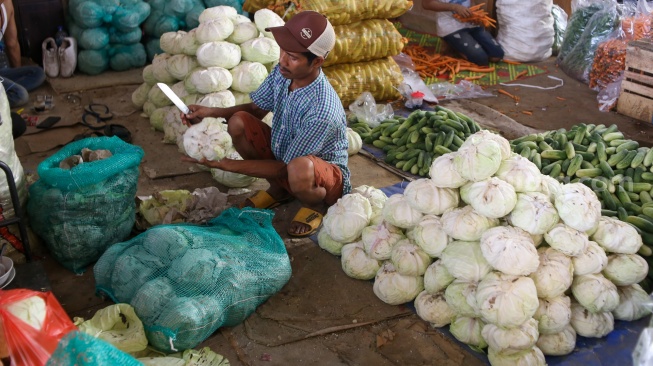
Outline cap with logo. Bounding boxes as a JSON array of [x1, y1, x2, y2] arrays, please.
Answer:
[[265, 11, 336, 59]]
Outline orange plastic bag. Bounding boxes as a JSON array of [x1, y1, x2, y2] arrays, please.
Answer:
[[0, 289, 76, 366]]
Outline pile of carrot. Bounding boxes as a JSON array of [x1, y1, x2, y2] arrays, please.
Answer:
[[453, 3, 496, 28], [403, 44, 495, 81], [622, 15, 651, 40], [589, 38, 627, 90]]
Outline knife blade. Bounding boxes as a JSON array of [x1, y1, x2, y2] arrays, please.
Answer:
[[157, 83, 190, 114]]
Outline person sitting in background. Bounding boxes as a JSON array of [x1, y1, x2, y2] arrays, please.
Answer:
[[181, 11, 350, 238], [423, 0, 504, 66], [0, 0, 46, 109]]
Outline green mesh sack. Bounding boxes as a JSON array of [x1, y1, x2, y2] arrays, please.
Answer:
[[27, 137, 144, 274], [94, 207, 292, 353], [110, 43, 147, 71], [46, 331, 142, 366]]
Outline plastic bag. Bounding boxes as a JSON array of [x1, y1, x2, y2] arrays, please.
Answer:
[[0, 289, 77, 366], [428, 80, 495, 100], [46, 331, 142, 366], [0, 82, 27, 223], [597, 75, 622, 112], [392, 52, 415, 71], [552, 4, 568, 56], [496, 0, 555, 62], [348, 92, 394, 128], [74, 304, 148, 354], [324, 19, 405, 67], [588, 30, 627, 90], [398, 68, 438, 104], [557, 0, 608, 62]]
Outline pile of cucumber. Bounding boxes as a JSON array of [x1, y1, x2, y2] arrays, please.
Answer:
[[511, 123, 653, 253], [348, 107, 482, 177]]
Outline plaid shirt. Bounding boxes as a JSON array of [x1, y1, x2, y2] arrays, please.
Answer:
[[251, 65, 351, 195]]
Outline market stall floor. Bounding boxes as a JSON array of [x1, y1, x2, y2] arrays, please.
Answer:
[[5, 55, 652, 365]]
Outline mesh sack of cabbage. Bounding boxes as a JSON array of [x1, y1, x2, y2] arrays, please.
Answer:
[[27, 136, 144, 274], [94, 207, 292, 352], [46, 330, 142, 366], [323, 57, 403, 107]]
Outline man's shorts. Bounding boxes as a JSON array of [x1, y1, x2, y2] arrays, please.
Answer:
[[236, 111, 344, 205]]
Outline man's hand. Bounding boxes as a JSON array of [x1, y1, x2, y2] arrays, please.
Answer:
[[451, 4, 473, 17], [181, 156, 226, 169], [181, 105, 214, 127]]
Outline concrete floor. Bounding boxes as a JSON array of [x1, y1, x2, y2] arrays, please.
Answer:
[[2, 54, 651, 365]]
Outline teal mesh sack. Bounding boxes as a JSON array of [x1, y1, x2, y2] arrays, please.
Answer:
[[111, 2, 151, 32], [110, 43, 147, 71], [94, 207, 292, 353], [163, 0, 194, 18], [78, 27, 110, 50], [78, 48, 110, 75], [69, 1, 106, 29], [46, 331, 142, 366], [27, 137, 144, 274], [204, 0, 246, 14], [109, 27, 143, 45], [145, 38, 163, 62]]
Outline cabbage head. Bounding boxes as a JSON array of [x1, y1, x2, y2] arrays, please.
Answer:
[[488, 346, 546, 366], [341, 241, 381, 280], [317, 228, 345, 256], [613, 284, 652, 321], [429, 153, 468, 188], [227, 22, 259, 44], [254, 9, 284, 38], [323, 193, 372, 242], [441, 205, 499, 241], [180, 29, 201, 56], [461, 130, 511, 160], [159, 31, 185, 55], [240, 37, 281, 64], [185, 67, 233, 94], [529, 247, 573, 299], [407, 215, 450, 258], [373, 262, 423, 305], [544, 223, 589, 257], [382, 194, 423, 229], [509, 192, 559, 235], [424, 260, 454, 294], [196, 17, 235, 43], [449, 316, 487, 349], [591, 216, 643, 254], [230, 61, 268, 93], [554, 182, 602, 232], [132, 83, 152, 108], [198, 90, 236, 108], [444, 280, 480, 317], [570, 302, 614, 338], [603, 253, 648, 286], [199, 5, 238, 23], [571, 273, 620, 313], [536, 325, 576, 356], [361, 221, 405, 261], [390, 239, 432, 276], [494, 154, 543, 193], [476, 272, 539, 328], [481, 318, 539, 355], [534, 295, 572, 335], [453, 139, 502, 182], [196, 41, 241, 69], [572, 240, 608, 276], [166, 54, 198, 80], [480, 226, 539, 276], [414, 291, 456, 328], [441, 240, 492, 282], [460, 177, 516, 219], [404, 178, 459, 215]]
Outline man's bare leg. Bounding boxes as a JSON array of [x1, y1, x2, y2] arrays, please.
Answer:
[[287, 157, 327, 235]]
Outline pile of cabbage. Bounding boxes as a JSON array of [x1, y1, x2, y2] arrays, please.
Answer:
[[132, 5, 281, 187], [318, 130, 652, 365]]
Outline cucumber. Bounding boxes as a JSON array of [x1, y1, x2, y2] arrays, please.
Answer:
[[575, 168, 602, 178], [617, 150, 638, 170], [626, 215, 653, 233], [607, 149, 629, 167], [599, 160, 615, 179], [567, 155, 583, 176], [565, 142, 576, 159], [597, 141, 608, 162], [603, 131, 625, 142], [541, 150, 567, 160], [644, 148, 653, 167], [617, 185, 632, 204], [631, 149, 647, 168], [616, 140, 639, 153]]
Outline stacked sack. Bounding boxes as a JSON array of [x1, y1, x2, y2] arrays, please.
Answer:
[[67, 0, 150, 75], [132, 6, 281, 187], [243, 0, 413, 106]]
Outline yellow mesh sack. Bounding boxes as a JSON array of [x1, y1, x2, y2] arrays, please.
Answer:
[[324, 19, 405, 67], [323, 57, 403, 107], [244, 0, 413, 26]]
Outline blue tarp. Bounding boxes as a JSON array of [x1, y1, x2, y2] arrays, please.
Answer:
[[314, 181, 650, 365]]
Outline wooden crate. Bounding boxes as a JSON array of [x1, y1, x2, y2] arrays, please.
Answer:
[[617, 39, 653, 124]]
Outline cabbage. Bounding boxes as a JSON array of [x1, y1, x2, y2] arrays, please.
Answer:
[[494, 154, 543, 193], [196, 17, 235, 43], [571, 273, 620, 313], [444, 280, 480, 317], [150, 106, 171, 132], [233, 91, 252, 105], [231, 14, 252, 25], [227, 21, 259, 44], [390, 239, 432, 276], [572, 240, 608, 275], [317, 228, 345, 256], [166, 54, 198, 80], [182, 117, 233, 161], [196, 41, 241, 69], [162, 107, 188, 144], [480, 226, 539, 276], [138, 189, 195, 227], [441, 240, 492, 282], [591, 216, 643, 254], [414, 291, 456, 327], [5, 295, 46, 330], [404, 178, 459, 215], [347, 128, 362, 156], [481, 318, 539, 355], [132, 83, 152, 108], [167, 248, 225, 291], [182, 93, 202, 106], [143, 64, 156, 85], [539, 175, 562, 201], [341, 241, 381, 280], [613, 284, 652, 321], [323, 193, 372, 242], [406, 215, 450, 258], [544, 223, 589, 257], [460, 130, 511, 160], [180, 29, 201, 56], [230, 61, 268, 93], [254, 9, 284, 38], [143, 101, 156, 118], [148, 83, 173, 108], [199, 5, 238, 23], [554, 182, 602, 232], [361, 221, 405, 260], [424, 260, 454, 294], [151, 53, 176, 83], [536, 325, 576, 356], [76, 304, 148, 353], [159, 31, 185, 55], [441, 205, 499, 241], [534, 296, 572, 335], [460, 177, 516, 219], [476, 272, 539, 328], [429, 153, 468, 188], [453, 139, 502, 182], [240, 37, 281, 64], [382, 194, 423, 229], [449, 316, 487, 348], [529, 247, 573, 299], [352, 185, 387, 221], [570, 302, 614, 337], [509, 192, 559, 235], [211, 167, 257, 188], [185, 67, 233, 94], [182, 347, 229, 366], [198, 90, 236, 108], [373, 262, 424, 305], [603, 254, 648, 286], [171, 81, 189, 101], [488, 346, 546, 366]]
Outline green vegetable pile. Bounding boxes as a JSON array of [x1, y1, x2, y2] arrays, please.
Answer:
[[349, 107, 482, 177]]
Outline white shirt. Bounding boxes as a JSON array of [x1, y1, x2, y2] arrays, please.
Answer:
[[435, 0, 476, 37]]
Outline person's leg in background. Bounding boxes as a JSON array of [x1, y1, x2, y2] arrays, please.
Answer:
[[0, 66, 46, 108], [11, 111, 26, 138], [468, 27, 504, 63], [443, 28, 491, 66]]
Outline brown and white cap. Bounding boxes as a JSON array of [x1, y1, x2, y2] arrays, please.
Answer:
[[265, 11, 336, 59]]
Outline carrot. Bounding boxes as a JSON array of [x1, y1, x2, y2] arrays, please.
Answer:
[[515, 70, 528, 79], [464, 75, 486, 80], [502, 59, 522, 65], [498, 89, 516, 98], [556, 96, 566, 101], [521, 111, 533, 116]]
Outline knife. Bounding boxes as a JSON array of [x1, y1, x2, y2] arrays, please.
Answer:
[[157, 83, 190, 114]]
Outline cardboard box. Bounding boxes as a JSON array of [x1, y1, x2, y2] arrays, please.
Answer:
[[617, 39, 653, 124]]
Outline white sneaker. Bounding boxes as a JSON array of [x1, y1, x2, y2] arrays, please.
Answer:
[[42, 37, 59, 78], [58, 37, 77, 78]]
